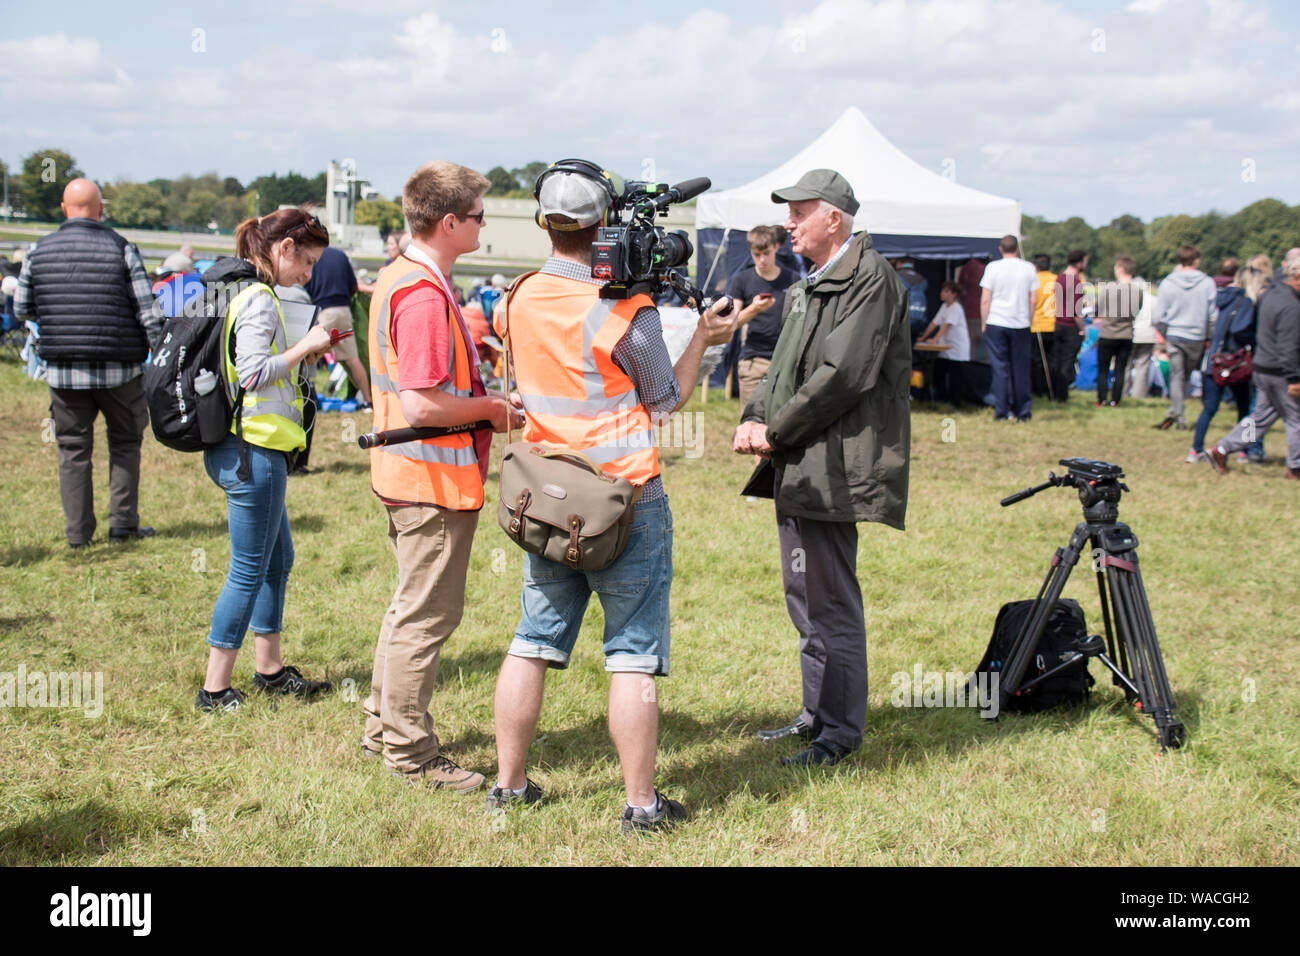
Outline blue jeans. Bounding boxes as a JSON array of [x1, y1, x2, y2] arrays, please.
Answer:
[[203, 436, 293, 649], [984, 325, 1032, 419], [1192, 376, 1251, 454], [508, 497, 673, 675]]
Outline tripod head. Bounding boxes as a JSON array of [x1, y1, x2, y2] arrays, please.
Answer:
[[1001, 458, 1130, 523]]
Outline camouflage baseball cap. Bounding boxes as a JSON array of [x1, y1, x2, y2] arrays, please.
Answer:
[[771, 169, 860, 216]]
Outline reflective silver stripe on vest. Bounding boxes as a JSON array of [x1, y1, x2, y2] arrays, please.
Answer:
[[370, 369, 399, 395], [581, 429, 659, 465], [378, 441, 478, 467], [439, 378, 473, 398], [517, 391, 636, 417], [582, 298, 636, 402], [243, 398, 301, 421]]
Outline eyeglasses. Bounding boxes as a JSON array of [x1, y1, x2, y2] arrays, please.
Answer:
[[459, 209, 486, 225]]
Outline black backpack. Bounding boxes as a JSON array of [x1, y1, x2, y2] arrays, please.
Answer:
[[144, 261, 256, 475], [975, 598, 1095, 713]]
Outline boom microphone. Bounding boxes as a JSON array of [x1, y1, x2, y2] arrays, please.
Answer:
[[655, 177, 711, 207]]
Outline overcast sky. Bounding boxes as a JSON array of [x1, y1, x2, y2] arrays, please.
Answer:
[[2, 0, 1297, 225]]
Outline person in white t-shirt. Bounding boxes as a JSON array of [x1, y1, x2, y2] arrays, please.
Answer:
[[979, 235, 1039, 421], [918, 280, 971, 405]]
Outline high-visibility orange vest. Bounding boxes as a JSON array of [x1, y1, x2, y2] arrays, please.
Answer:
[[501, 273, 660, 487], [368, 255, 486, 510]]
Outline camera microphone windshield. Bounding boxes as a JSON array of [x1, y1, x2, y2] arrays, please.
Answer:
[[656, 177, 712, 207]]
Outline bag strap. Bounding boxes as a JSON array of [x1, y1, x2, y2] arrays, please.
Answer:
[[501, 271, 539, 447]]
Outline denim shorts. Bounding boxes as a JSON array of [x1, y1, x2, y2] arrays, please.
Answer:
[[508, 496, 673, 675]]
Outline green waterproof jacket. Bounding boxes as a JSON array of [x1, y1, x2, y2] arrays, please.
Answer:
[[742, 231, 911, 529]]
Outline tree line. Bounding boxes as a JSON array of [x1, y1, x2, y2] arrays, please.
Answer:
[[1023, 200, 1300, 281], [2, 148, 325, 231], [4, 148, 1296, 278]]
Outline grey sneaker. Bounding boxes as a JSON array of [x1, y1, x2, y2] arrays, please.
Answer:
[[485, 778, 545, 811], [620, 790, 687, 834], [399, 755, 485, 794]]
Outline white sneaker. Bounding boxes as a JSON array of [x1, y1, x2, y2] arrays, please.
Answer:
[[1185, 450, 1204, 464]]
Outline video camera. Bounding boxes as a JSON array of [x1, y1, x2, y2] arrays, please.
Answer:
[[592, 177, 710, 304]]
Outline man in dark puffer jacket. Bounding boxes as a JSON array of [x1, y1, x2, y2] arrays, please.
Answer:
[[15, 179, 164, 546]]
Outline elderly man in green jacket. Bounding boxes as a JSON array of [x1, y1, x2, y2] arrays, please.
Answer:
[[732, 169, 911, 766]]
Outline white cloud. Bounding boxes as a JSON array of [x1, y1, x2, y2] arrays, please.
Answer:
[[1, 0, 1296, 224], [1262, 91, 1300, 111]]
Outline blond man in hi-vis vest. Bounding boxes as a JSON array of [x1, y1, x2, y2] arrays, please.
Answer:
[[362, 162, 522, 792]]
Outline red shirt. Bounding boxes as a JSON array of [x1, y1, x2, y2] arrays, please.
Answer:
[[1055, 271, 1086, 327]]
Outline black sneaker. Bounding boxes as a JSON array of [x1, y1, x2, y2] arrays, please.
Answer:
[[250, 665, 332, 698], [485, 778, 545, 811], [195, 687, 245, 713], [109, 526, 155, 542], [620, 790, 687, 834]]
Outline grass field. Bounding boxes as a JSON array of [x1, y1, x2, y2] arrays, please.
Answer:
[[0, 358, 1295, 866]]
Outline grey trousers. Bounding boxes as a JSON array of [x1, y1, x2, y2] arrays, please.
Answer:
[[1166, 338, 1205, 424], [49, 378, 148, 545], [1126, 343, 1154, 398], [777, 512, 867, 752], [1217, 371, 1300, 470]]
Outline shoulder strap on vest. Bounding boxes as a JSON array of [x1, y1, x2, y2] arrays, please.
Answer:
[[502, 271, 539, 447]]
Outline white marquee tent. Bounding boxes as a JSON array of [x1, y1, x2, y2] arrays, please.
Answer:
[[695, 106, 1021, 285]]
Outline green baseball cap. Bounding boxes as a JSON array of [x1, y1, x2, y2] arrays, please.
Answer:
[[771, 168, 860, 216]]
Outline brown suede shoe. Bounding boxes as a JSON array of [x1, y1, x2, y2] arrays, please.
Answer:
[[398, 755, 485, 794], [1285, 468, 1300, 481]]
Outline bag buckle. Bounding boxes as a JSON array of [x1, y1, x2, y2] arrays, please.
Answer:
[[565, 514, 584, 567], [511, 490, 532, 541]]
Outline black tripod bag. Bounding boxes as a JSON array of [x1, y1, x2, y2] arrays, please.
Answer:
[[976, 599, 1095, 713]]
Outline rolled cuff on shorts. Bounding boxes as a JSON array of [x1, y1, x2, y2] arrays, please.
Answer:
[[507, 638, 571, 669], [604, 653, 668, 676], [317, 305, 358, 361], [505, 641, 668, 676]]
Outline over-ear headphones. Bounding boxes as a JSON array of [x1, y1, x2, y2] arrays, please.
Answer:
[[533, 158, 624, 230]]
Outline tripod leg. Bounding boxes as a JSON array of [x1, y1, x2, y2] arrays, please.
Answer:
[[1096, 567, 1129, 685], [1102, 553, 1184, 750]]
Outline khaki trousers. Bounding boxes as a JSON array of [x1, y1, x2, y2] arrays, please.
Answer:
[[737, 357, 771, 412], [363, 503, 479, 772]]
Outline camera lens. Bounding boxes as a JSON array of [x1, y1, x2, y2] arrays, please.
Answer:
[[659, 230, 693, 270]]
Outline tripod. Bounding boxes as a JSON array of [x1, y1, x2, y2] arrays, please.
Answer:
[[998, 458, 1186, 752]]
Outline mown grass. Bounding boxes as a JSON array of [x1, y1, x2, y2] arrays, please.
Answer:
[[0, 359, 1295, 866]]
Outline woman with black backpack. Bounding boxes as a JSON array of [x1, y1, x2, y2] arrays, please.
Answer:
[[1188, 265, 1268, 463], [195, 209, 335, 712]]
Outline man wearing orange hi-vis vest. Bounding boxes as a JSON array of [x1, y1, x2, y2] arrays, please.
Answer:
[[362, 162, 522, 793], [487, 160, 734, 833]]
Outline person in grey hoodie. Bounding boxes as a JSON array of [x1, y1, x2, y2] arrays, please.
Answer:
[[1152, 244, 1217, 429]]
